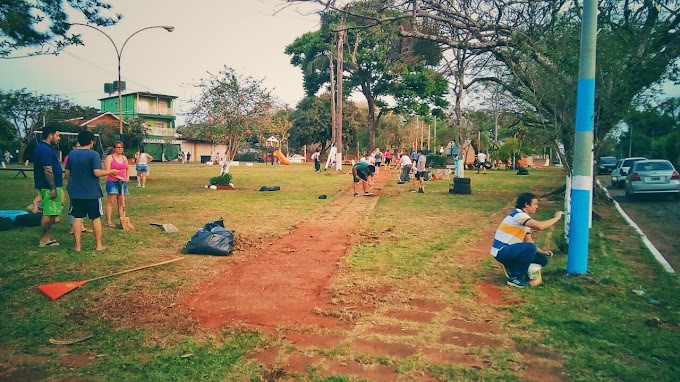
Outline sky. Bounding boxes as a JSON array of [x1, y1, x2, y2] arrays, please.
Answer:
[[0, 1, 322, 126], [1, 1, 678, 128]]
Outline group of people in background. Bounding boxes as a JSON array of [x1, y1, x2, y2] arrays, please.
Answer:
[[31, 124, 154, 251], [177, 151, 192, 164]]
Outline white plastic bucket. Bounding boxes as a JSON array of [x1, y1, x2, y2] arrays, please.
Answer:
[[528, 263, 543, 286]]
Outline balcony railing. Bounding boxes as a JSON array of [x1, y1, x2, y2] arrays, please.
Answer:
[[136, 106, 175, 116], [147, 127, 177, 137]]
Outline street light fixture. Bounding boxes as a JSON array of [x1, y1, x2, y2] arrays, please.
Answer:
[[69, 23, 174, 139]]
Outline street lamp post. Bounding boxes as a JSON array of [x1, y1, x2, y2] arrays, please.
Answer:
[[69, 23, 174, 140]]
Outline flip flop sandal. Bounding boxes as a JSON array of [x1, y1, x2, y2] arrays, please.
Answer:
[[105, 223, 117, 228], [39, 240, 60, 247]]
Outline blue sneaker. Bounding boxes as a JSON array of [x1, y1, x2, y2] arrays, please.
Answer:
[[507, 277, 529, 288]]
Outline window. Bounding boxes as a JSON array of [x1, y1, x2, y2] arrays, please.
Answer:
[[138, 100, 149, 113], [153, 121, 167, 129]]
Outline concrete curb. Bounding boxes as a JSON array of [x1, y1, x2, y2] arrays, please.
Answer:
[[597, 179, 675, 274]]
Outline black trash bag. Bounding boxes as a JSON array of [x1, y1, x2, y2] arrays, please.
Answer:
[[185, 219, 234, 256], [14, 212, 42, 227], [0, 217, 12, 231], [259, 185, 281, 191]]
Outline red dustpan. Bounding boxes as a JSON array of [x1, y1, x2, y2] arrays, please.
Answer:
[[38, 257, 184, 300]]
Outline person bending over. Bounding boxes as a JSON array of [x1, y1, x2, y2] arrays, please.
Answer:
[[490, 192, 564, 287], [352, 161, 375, 197]]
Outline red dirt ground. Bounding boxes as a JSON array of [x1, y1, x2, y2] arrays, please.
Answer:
[[180, 170, 567, 381]]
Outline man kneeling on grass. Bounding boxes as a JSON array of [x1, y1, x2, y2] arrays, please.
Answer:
[[352, 162, 375, 197], [490, 192, 564, 287]]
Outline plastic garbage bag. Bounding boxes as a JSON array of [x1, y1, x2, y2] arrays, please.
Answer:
[[259, 185, 281, 191], [185, 219, 234, 256]]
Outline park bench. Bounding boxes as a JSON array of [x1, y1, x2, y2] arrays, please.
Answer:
[[0, 167, 34, 178]]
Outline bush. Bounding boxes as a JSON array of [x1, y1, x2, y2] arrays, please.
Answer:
[[209, 173, 232, 186], [233, 151, 262, 162], [426, 154, 447, 168]]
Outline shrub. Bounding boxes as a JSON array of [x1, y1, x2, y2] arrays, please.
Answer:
[[209, 173, 232, 186], [426, 154, 447, 168], [233, 151, 262, 162]]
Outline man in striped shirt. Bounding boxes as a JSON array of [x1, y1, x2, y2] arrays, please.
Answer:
[[491, 192, 564, 287]]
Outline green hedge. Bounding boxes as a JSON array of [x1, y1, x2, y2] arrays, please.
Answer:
[[426, 154, 447, 168]]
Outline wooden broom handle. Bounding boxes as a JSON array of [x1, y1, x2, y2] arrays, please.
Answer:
[[86, 257, 184, 282]]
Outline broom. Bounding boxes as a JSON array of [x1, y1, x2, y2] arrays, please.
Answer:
[[37, 257, 184, 301]]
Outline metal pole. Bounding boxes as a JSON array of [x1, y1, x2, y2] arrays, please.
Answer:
[[628, 124, 633, 157], [567, 0, 597, 275]]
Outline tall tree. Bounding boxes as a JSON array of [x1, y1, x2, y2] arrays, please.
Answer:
[[0, 0, 121, 58], [401, 0, 679, 164], [288, 94, 364, 154], [285, 0, 448, 151], [297, 1, 679, 169], [0, 88, 73, 161], [185, 66, 275, 175]]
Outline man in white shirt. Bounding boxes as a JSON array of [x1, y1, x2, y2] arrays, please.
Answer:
[[398, 153, 412, 184], [477, 151, 487, 174], [411, 150, 427, 193]]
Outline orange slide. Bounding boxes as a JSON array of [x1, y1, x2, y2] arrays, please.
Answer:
[[273, 149, 290, 165]]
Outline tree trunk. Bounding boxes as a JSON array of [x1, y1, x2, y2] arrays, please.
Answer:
[[361, 83, 378, 152], [335, 25, 344, 170], [329, 49, 336, 147], [17, 142, 27, 164]]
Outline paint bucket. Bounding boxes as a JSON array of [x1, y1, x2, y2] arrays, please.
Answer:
[[528, 263, 542, 286]]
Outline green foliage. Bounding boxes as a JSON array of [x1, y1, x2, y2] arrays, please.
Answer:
[[209, 173, 232, 186], [497, 137, 520, 161], [285, 1, 448, 149], [185, 66, 275, 170], [425, 153, 446, 168], [232, 151, 262, 162], [288, 94, 365, 152], [0, 0, 121, 58]]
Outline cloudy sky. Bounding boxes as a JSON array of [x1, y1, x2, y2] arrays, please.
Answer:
[[0, 1, 322, 125], [1, 0, 677, 127]]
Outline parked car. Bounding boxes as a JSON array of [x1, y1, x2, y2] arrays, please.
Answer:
[[597, 156, 618, 175], [611, 157, 647, 188], [624, 160, 680, 201], [288, 154, 305, 164]]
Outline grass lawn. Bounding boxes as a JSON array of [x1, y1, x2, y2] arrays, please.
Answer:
[[0, 163, 678, 381]]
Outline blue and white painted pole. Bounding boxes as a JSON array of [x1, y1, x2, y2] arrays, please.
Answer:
[[567, 0, 598, 274]]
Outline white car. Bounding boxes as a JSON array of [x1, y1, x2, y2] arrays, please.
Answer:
[[288, 154, 305, 164], [625, 160, 680, 201], [611, 157, 646, 188]]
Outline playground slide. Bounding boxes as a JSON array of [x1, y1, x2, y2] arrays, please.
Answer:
[[273, 149, 290, 165]]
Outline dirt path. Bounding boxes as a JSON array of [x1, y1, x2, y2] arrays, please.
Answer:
[[181, 171, 566, 381], [183, 174, 380, 329]]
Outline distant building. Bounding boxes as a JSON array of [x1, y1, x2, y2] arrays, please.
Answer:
[[99, 92, 179, 161], [66, 111, 123, 131]]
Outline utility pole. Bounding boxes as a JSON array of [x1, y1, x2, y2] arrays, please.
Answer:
[[433, 116, 437, 150], [567, 0, 598, 275], [335, 22, 344, 171], [329, 49, 336, 151], [628, 124, 633, 157]]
